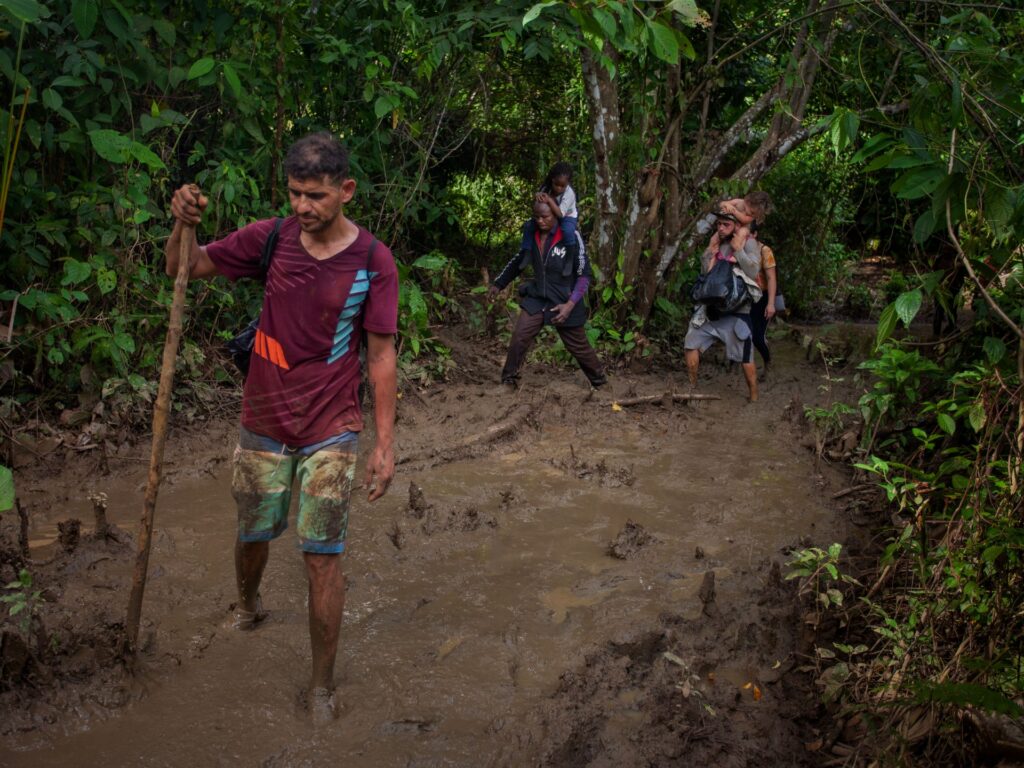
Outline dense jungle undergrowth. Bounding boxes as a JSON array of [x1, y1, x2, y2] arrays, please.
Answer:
[[2, 0, 1023, 764]]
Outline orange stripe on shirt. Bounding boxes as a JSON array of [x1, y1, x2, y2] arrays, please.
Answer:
[[268, 336, 290, 370], [254, 330, 290, 370]]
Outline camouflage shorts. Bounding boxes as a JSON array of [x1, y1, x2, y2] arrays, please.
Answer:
[[231, 427, 358, 554]]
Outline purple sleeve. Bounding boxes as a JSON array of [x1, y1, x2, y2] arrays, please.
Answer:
[[363, 242, 399, 335], [205, 219, 277, 282], [570, 276, 589, 305]]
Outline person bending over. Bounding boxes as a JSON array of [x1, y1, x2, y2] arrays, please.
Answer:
[[489, 199, 606, 388]]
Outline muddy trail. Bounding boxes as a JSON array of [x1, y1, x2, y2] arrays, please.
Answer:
[[1, 324, 874, 767]]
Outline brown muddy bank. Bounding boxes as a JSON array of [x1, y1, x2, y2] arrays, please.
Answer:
[[1, 323, 871, 766]]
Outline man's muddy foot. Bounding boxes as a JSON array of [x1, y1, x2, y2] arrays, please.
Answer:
[[307, 686, 338, 724], [224, 594, 268, 631]]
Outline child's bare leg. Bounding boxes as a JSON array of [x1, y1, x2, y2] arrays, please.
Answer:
[[730, 226, 751, 251]]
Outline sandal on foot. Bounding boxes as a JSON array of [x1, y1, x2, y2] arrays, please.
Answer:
[[225, 594, 268, 631]]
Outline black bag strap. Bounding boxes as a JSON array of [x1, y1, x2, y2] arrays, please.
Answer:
[[259, 217, 284, 281]]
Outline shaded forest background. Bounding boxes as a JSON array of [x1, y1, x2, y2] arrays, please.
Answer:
[[1, 0, 1023, 764]]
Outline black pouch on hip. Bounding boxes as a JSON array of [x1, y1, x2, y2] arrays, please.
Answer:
[[225, 217, 283, 377]]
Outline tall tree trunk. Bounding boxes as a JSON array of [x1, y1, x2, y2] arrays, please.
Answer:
[[581, 44, 623, 277]]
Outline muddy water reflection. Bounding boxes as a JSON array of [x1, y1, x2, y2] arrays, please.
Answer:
[[3, 395, 841, 767]]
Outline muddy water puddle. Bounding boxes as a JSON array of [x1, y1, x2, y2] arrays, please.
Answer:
[[3, 378, 844, 767]]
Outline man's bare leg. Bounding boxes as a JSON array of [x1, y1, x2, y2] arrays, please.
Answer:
[[685, 349, 700, 387], [235, 539, 269, 613], [742, 362, 758, 401], [305, 552, 346, 693]]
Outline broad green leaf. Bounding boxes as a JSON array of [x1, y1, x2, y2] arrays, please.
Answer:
[[522, 1, 557, 27], [129, 141, 166, 170], [374, 94, 398, 119], [913, 210, 936, 244], [668, 0, 699, 22], [888, 155, 933, 169], [936, 413, 955, 435], [894, 288, 922, 326], [984, 185, 1015, 235], [591, 6, 617, 39], [841, 110, 860, 149], [152, 18, 175, 45], [864, 150, 898, 173], [968, 400, 986, 432], [677, 33, 696, 60], [41, 88, 62, 111], [892, 167, 944, 200], [187, 57, 216, 80], [0, 465, 13, 512], [71, 0, 97, 36], [950, 74, 963, 125], [875, 302, 898, 348], [852, 134, 893, 163], [113, 333, 135, 353], [0, 0, 44, 22], [96, 268, 117, 295], [412, 253, 447, 270], [62, 258, 92, 285], [981, 545, 1003, 563], [648, 21, 679, 63], [242, 118, 264, 142], [51, 75, 87, 88], [222, 62, 242, 100], [89, 129, 132, 163], [982, 336, 1006, 364]]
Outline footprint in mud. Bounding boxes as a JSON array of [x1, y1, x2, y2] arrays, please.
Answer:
[[380, 717, 438, 735], [541, 573, 627, 624], [389, 482, 498, 549], [551, 448, 636, 488], [607, 519, 657, 560]]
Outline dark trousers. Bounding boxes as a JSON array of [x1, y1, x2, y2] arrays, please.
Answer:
[[750, 295, 771, 365], [501, 310, 605, 385]]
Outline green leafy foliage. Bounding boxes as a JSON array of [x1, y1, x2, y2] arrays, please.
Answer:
[[0, 465, 13, 512], [1, 569, 42, 634]]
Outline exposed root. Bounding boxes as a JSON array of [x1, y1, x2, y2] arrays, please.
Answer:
[[606, 392, 721, 407], [397, 404, 531, 466]]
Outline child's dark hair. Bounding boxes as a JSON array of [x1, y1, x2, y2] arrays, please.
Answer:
[[541, 162, 573, 193]]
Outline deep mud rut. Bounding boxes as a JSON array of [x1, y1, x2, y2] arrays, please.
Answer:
[[1, 324, 870, 767]]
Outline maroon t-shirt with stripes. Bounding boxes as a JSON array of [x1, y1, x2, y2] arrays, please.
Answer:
[[206, 216, 398, 446]]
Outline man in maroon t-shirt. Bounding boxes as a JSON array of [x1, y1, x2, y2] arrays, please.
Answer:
[[166, 132, 398, 720]]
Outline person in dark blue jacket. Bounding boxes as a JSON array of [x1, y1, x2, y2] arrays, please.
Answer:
[[488, 199, 606, 388]]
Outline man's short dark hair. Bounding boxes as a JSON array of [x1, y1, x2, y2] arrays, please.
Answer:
[[284, 132, 350, 183], [715, 210, 739, 224]]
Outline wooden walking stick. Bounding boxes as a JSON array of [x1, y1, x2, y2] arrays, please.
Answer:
[[124, 186, 201, 654]]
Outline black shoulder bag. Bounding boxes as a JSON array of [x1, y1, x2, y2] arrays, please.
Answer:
[[690, 257, 750, 314], [225, 217, 283, 377]]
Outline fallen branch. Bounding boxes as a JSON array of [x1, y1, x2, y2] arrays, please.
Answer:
[[397, 404, 531, 466], [606, 392, 721, 407], [832, 483, 875, 500]]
